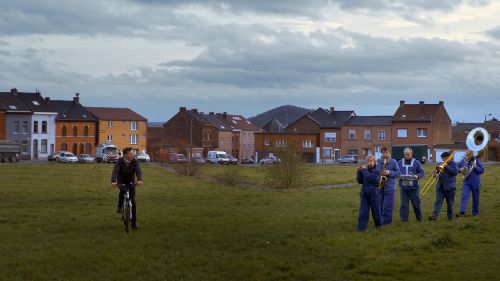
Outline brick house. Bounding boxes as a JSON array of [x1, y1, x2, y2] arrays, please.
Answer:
[[51, 94, 97, 155], [260, 119, 285, 133], [215, 112, 260, 160], [146, 122, 164, 161], [392, 100, 452, 163], [340, 116, 393, 161], [0, 91, 32, 159], [452, 119, 500, 161], [255, 107, 355, 163], [86, 107, 148, 155]]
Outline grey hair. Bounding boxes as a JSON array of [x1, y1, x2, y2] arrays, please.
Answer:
[[404, 147, 413, 153], [365, 155, 376, 162]]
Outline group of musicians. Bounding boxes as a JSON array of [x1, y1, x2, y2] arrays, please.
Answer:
[[356, 146, 484, 232]]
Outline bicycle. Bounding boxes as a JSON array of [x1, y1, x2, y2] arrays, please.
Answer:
[[119, 182, 136, 233]]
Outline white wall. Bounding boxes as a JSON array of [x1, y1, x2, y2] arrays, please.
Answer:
[[31, 113, 57, 159]]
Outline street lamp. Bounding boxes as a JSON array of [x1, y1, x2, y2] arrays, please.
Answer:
[[484, 113, 492, 122]]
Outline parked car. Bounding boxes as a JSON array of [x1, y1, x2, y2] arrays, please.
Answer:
[[58, 152, 78, 163], [260, 156, 280, 165], [228, 155, 238, 165], [207, 151, 230, 164], [77, 154, 95, 163], [136, 153, 151, 163], [337, 155, 358, 163], [241, 158, 255, 164], [168, 153, 188, 164], [191, 156, 206, 164]]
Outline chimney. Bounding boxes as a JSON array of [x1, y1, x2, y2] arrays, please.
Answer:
[[400, 100, 405, 106], [11, 88, 17, 94], [222, 112, 228, 119], [209, 112, 215, 115], [45, 97, 50, 104], [179, 107, 187, 112], [330, 107, 335, 112], [73, 93, 80, 104], [192, 108, 198, 113], [439, 101, 444, 106], [419, 101, 424, 106]]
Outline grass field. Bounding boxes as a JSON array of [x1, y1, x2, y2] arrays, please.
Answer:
[[1, 163, 499, 281]]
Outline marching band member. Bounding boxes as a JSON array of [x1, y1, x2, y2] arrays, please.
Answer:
[[377, 147, 401, 226], [429, 151, 458, 221], [356, 155, 382, 231], [457, 149, 485, 217], [397, 147, 425, 222]]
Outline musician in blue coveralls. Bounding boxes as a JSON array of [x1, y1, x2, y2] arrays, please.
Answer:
[[429, 151, 458, 221], [457, 149, 484, 217], [377, 147, 401, 226], [356, 155, 382, 232], [397, 147, 425, 222]]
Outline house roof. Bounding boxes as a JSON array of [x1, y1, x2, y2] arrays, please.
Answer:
[[345, 116, 393, 126], [287, 107, 355, 129], [0, 92, 33, 113], [86, 107, 147, 121], [12, 92, 56, 113], [393, 102, 443, 122], [148, 122, 164, 128], [51, 100, 97, 121], [216, 114, 260, 131], [261, 118, 285, 133], [201, 113, 232, 131]]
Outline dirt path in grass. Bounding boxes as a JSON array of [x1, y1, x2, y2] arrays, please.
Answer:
[[150, 162, 355, 190]]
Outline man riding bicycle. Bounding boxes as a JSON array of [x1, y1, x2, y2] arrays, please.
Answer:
[[111, 147, 143, 229]]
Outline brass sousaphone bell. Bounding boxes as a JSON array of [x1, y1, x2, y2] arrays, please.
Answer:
[[462, 127, 489, 178]]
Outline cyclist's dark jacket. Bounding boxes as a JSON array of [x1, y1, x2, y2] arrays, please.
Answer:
[[111, 157, 143, 184]]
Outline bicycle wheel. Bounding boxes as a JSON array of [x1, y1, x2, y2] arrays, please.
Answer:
[[123, 202, 132, 233]]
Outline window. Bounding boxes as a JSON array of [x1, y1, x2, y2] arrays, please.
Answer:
[[130, 134, 138, 144], [109, 121, 113, 128], [33, 121, 38, 133], [325, 132, 337, 142], [22, 121, 28, 133], [264, 139, 270, 146], [417, 128, 427, 138], [364, 130, 371, 140], [73, 125, 78, 137], [397, 128, 408, 138], [276, 140, 287, 147], [375, 146, 383, 153], [324, 148, 333, 157], [85, 143, 91, 154], [62, 125, 67, 136], [303, 140, 314, 148], [72, 143, 77, 154], [347, 149, 358, 156], [378, 130, 386, 140], [41, 139, 48, 154], [21, 141, 28, 153], [61, 143, 68, 151], [83, 126, 89, 136], [14, 121, 20, 133], [41, 121, 47, 133], [107, 134, 113, 141], [131, 121, 137, 130], [79, 144, 84, 154], [348, 130, 356, 140], [133, 149, 139, 155]]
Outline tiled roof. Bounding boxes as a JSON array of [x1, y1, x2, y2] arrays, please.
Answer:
[[345, 116, 393, 126], [86, 107, 147, 121], [15, 92, 56, 113], [393, 102, 442, 122], [51, 100, 97, 121], [289, 107, 355, 129], [261, 119, 285, 133], [217, 114, 260, 131], [201, 113, 232, 131], [0, 92, 32, 113]]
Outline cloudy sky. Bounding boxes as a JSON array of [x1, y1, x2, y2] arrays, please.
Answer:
[[1, 0, 499, 122]]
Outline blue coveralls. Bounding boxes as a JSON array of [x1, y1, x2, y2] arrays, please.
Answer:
[[432, 161, 458, 220], [376, 158, 401, 226], [458, 158, 484, 216], [356, 166, 382, 231], [398, 158, 425, 221]]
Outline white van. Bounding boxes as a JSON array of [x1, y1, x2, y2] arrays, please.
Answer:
[[207, 151, 230, 165]]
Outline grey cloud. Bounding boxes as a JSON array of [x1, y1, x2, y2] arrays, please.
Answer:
[[486, 26, 500, 40]]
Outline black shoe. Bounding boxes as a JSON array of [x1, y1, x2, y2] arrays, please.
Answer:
[[116, 207, 122, 214], [132, 223, 138, 230], [428, 215, 436, 221], [456, 213, 465, 218]]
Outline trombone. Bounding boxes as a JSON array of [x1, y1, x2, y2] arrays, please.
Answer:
[[420, 150, 456, 197]]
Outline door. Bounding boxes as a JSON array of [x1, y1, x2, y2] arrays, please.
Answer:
[[33, 139, 38, 160], [334, 149, 340, 162]]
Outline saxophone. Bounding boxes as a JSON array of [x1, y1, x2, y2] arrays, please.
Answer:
[[379, 158, 388, 190]]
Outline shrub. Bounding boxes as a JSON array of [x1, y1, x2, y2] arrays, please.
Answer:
[[264, 145, 310, 190]]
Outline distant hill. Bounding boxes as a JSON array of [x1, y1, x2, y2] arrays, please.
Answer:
[[248, 105, 311, 128]]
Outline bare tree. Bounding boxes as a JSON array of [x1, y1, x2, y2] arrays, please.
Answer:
[[264, 145, 309, 190]]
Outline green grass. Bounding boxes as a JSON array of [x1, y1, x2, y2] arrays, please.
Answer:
[[1, 163, 499, 280]]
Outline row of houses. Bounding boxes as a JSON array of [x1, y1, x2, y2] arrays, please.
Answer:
[[0, 89, 147, 160], [151, 101, 499, 163]]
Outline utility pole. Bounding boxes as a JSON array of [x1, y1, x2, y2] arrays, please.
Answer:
[[188, 119, 193, 176]]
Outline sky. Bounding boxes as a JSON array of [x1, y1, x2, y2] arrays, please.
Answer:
[[1, 0, 499, 123]]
